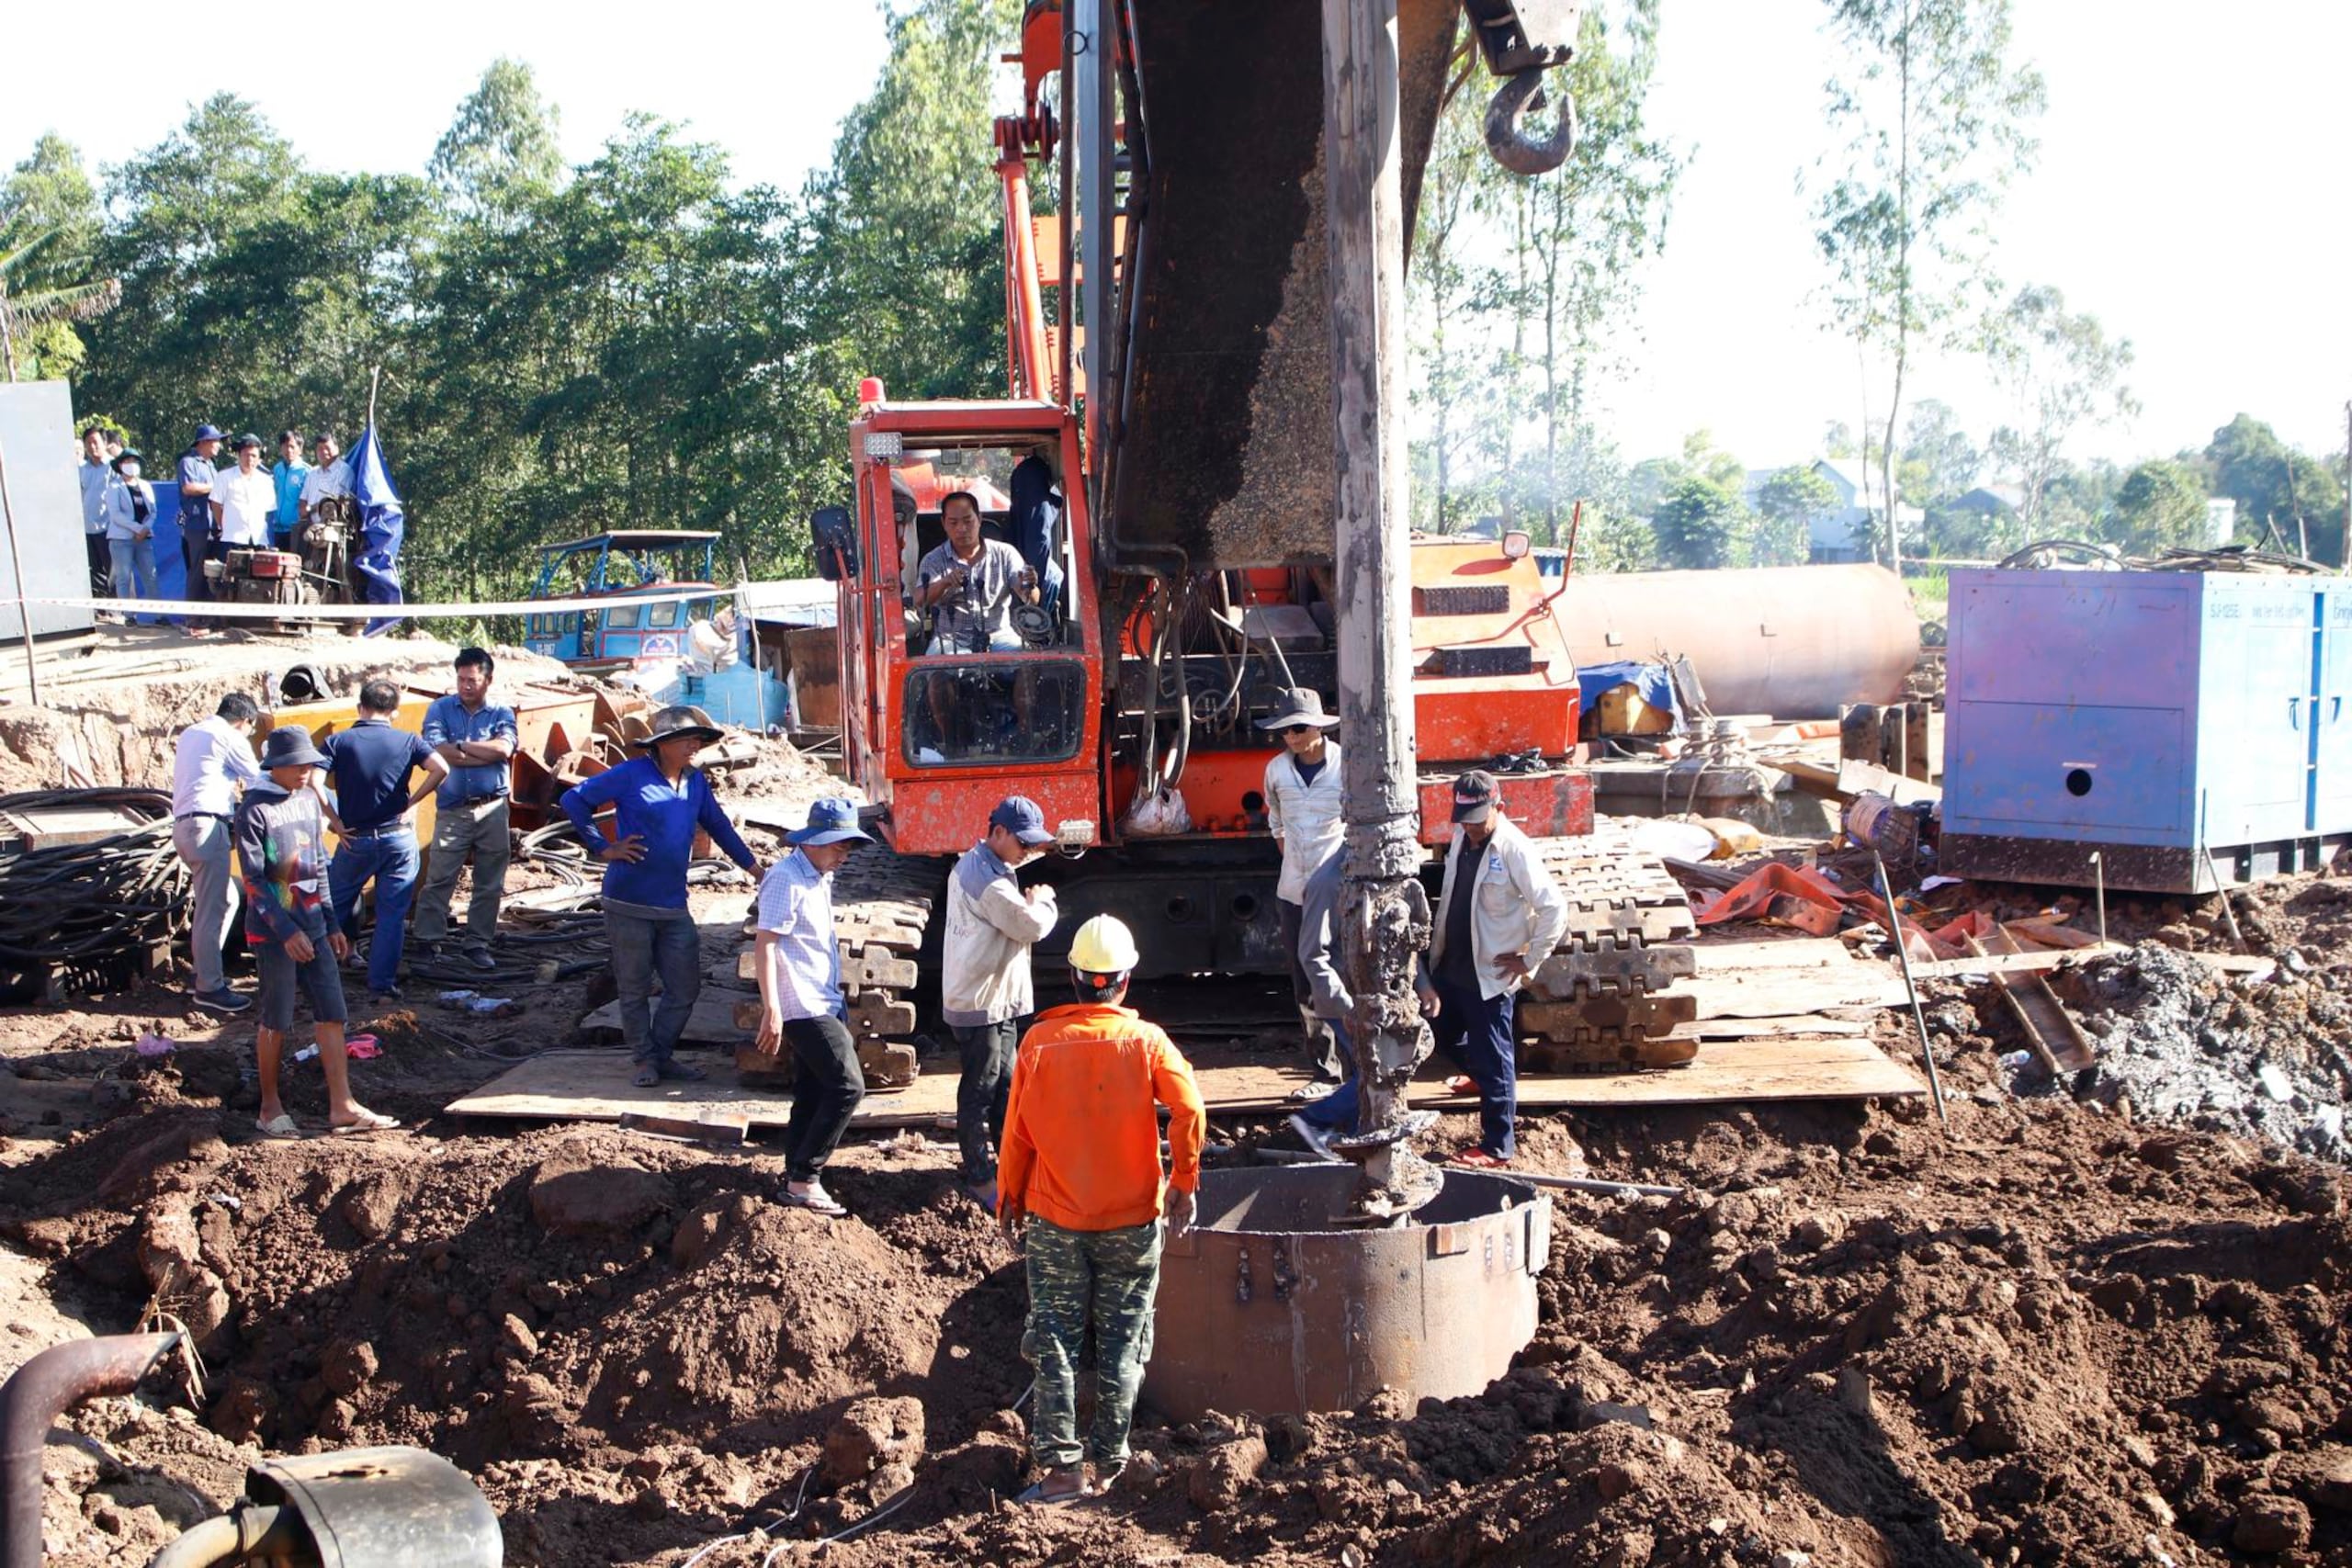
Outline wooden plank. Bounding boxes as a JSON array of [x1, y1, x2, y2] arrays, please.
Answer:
[[1695, 1014, 1871, 1040], [447, 1036, 1925, 1130], [2003, 917, 2102, 951], [1911, 944, 2128, 980], [1972, 929, 2096, 1074], [1682, 967, 1912, 1019], [579, 988, 754, 1045], [1689, 938, 1861, 973]]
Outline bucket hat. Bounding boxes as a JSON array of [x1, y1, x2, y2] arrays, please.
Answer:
[[788, 796, 874, 847], [260, 727, 327, 770], [632, 705, 725, 750], [1255, 688, 1340, 731]]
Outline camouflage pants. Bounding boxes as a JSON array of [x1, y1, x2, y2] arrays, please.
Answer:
[[1022, 1216, 1164, 1469]]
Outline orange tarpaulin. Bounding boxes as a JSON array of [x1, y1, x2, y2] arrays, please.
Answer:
[[1694, 863, 1880, 936]]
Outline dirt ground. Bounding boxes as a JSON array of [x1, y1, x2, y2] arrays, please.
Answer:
[[5, 631, 2352, 1566]]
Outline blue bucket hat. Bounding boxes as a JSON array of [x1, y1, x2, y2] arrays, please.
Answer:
[[788, 796, 873, 848], [989, 795, 1055, 847], [192, 423, 225, 443]]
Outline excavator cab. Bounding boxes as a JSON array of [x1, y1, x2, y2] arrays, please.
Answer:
[[830, 400, 1105, 857]]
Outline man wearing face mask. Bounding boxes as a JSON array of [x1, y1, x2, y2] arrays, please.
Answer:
[[98, 448, 164, 604]]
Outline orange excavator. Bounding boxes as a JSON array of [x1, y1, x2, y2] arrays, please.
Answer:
[[805, 1, 1696, 1086]]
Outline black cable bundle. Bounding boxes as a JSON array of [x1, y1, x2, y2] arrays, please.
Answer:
[[0, 789, 187, 1002]]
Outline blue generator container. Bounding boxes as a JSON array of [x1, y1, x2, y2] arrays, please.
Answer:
[[1941, 567, 2352, 893]]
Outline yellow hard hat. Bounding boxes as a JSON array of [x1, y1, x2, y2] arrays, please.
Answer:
[[1068, 913, 1140, 975]]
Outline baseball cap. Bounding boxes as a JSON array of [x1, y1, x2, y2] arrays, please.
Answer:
[[989, 795, 1055, 847], [1452, 770, 1498, 824]]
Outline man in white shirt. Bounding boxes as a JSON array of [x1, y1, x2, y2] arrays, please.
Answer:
[[299, 432, 353, 525], [1258, 688, 1347, 1097], [172, 694, 265, 1013], [77, 425, 113, 600], [752, 798, 875, 1218], [210, 434, 277, 548], [942, 796, 1058, 1209]]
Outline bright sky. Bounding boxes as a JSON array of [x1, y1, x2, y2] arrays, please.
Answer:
[[6, 0, 2344, 474]]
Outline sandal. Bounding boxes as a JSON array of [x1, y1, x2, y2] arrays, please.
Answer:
[[254, 1112, 301, 1139], [652, 1058, 707, 1082], [1445, 1146, 1511, 1169], [1014, 1471, 1088, 1506], [330, 1107, 400, 1135], [1443, 1075, 1477, 1097], [631, 1065, 661, 1088], [783, 1181, 848, 1219]]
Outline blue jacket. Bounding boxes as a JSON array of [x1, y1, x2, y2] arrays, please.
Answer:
[[560, 755, 757, 910]]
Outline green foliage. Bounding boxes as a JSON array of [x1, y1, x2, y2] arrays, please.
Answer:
[[1984, 283, 2135, 534], [1753, 465, 1838, 565], [1809, 0, 2044, 572], [1, 135, 111, 380], [2109, 457, 2210, 554], [2206, 413, 2346, 562], [430, 58, 563, 220], [1649, 475, 1751, 570], [46, 6, 1026, 606]]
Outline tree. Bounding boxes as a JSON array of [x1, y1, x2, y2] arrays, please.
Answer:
[[1649, 475, 1749, 570], [1823, 419, 1860, 459], [2206, 413, 2346, 562], [1493, 1, 1680, 543], [1984, 284, 2135, 536], [1753, 465, 1839, 565], [1900, 397, 1977, 503], [0, 136, 112, 381], [430, 58, 563, 221], [2109, 458, 2210, 554], [1809, 0, 2044, 576], [1410, 77, 1493, 534]]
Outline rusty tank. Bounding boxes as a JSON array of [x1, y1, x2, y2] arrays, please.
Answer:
[[1143, 1165, 1551, 1422], [1549, 563, 1920, 720]]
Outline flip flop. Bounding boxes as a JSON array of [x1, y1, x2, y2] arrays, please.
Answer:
[[631, 1065, 661, 1088], [1443, 1075, 1477, 1097], [1013, 1479, 1088, 1506], [330, 1108, 400, 1135], [254, 1113, 300, 1139]]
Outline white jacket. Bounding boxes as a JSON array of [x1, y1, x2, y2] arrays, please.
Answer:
[[1263, 743, 1343, 904], [1429, 817, 1570, 1001], [942, 840, 1058, 1026]]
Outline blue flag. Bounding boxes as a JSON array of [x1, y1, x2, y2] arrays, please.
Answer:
[[347, 424, 406, 636]]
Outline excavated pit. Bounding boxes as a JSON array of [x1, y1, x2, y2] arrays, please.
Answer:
[[1144, 1166, 1550, 1422]]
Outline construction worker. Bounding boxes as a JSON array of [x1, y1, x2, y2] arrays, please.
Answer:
[[413, 648, 516, 971], [914, 490, 1037, 654], [172, 693, 264, 1013], [321, 677, 452, 1004], [560, 705, 762, 1088], [943, 795, 1059, 1209], [1258, 687, 1345, 1098], [752, 798, 875, 1217], [998, 914, 1204, 1504], [1417, 770, 1568, 1168], [1286, 840, 1360, 1157]]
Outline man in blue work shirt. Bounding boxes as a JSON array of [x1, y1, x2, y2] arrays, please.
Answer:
[[176, 424, 223, 630], [321, 678, 450, 1004], [560, 705, 763, 1088], [270, 430, 309, 547], [413, 647, 517, 972]]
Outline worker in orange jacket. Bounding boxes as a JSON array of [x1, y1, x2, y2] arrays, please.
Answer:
[[997, 913, 1204, 1504]]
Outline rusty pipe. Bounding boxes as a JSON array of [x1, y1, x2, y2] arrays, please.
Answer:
[[2, 1332, 183, 1568]]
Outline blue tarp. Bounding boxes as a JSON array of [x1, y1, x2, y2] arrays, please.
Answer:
[[1577, 660, 1684, 733], [348, 425, 405, 636]]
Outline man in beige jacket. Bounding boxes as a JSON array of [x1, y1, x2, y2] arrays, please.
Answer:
[[1417, 770, 1569, 1168], [944, 795, 1059, 1208]]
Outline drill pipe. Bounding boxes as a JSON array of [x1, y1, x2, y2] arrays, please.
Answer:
[[0, 1332, 183, 1568]]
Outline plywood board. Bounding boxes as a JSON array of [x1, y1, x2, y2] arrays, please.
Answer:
[[447, 1036, 1924, 1131], [1681, 967, 1913, 1019], [1695, 1014, 1871, 1039], [578, 990, 754, 1045], [1689, 938, 1860, 973]]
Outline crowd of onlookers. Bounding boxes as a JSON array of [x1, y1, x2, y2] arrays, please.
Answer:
[[77, 421, 354, 627]]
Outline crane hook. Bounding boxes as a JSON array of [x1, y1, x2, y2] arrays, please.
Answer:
[[1483, 68, 1577, 176]]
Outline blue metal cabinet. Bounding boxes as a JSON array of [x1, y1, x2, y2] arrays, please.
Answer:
[[1942, 568, 2350, 893]]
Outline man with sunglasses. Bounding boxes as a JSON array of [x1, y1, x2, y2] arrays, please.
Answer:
[[1257, 689, 1347, 1099]]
